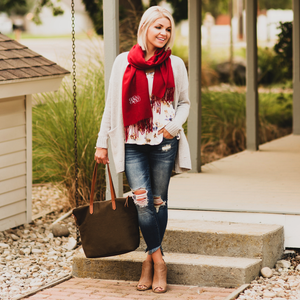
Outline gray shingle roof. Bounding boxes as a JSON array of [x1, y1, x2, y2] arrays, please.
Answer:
[[0, 33, 70, 82]]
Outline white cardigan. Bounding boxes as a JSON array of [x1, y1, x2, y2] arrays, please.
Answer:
[[96, 52, 191, 174]]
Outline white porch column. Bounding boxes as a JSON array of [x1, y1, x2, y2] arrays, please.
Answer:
[[246, 0, 259, 150], [293, 0, 300, 134], [188, 0, 202, 172], [103, 0, 123, 198]]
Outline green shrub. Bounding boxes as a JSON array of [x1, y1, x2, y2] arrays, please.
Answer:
[[32, 57, 106, 208], [259, 93, 293, 128], [201, 91, 246, 156], [274, 21, 293, 80], [257, 47, 281, 84], [200, 91, 292, 163], [257, 21, 293, 85]]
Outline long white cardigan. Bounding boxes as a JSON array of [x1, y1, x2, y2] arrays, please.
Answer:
[[96, 52, 191, 174]]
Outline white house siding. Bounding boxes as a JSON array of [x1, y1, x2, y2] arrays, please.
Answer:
[[0, 96, 27, 231]]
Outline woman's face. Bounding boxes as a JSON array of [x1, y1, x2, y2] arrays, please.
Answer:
[[146, 17, 171, 53]]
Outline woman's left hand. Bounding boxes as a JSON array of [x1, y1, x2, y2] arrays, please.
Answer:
[[158, 128, 174, 139]]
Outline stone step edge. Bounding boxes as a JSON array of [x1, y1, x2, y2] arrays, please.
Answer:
[[72, 249, 262, 287], [73, 248, 262, 269], [166, 219, 283, 236]]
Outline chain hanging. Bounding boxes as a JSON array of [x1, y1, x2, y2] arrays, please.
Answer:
[[71, 0, 79, 207], [71, 0, 81, 246]]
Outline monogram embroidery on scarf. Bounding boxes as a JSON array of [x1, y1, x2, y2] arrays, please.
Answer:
[[129, 95, 141, 105]]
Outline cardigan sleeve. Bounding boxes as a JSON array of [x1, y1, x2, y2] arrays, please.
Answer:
[[96, 53, 126, 148], [165, 57, 190, 137]]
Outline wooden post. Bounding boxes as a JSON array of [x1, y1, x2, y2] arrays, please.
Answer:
[[293, 0, 300, 134], [103, 0, 123, 197], [25, 95, 32, 223], [246, 0, 259, 150], [229, 0, 234, 83], [188, 0, 202, 172]]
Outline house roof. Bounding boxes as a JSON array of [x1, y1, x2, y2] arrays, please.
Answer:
[[0, 34, 70, 82]]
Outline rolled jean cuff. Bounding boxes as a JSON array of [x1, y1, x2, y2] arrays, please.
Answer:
[[147, 245, 164, 256]]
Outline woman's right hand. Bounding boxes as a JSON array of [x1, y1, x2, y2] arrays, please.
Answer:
[[94, 148, 110, 164]]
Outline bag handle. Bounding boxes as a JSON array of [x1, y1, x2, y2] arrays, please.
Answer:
[[90, 163, 116, 214]]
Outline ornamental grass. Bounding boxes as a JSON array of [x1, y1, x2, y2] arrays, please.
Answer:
[[32, 54, 106, 208]]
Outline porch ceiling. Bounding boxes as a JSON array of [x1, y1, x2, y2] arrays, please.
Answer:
[[169, 135, 300, 215]]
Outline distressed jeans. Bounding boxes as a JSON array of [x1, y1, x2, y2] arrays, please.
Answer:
[[125, 137, 178, 254]]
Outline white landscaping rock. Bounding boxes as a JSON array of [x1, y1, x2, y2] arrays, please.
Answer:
[[263, 290, 276, 298], [32, 249, 44, 254], [64, 237, 77, 251], [261, 267, 273, 278], [11, 234, 19, 241], [276, 260, 291, 269]]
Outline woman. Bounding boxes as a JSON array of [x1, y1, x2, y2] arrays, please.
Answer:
[[95, 6, 191, 293]]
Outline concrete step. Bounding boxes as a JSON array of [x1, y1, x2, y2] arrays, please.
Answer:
[[72, 249, 262, 288], [137, 219, 283, 268]]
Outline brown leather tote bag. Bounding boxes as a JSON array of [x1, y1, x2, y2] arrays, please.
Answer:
[[73, 163, 140, 258]]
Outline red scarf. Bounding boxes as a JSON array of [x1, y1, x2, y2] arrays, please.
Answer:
[[122, 44, 175, 139]]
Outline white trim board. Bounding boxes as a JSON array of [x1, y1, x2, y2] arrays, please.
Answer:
[[0, 75, 66, 98]]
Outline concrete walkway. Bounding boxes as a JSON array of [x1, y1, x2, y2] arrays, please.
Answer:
[[24, 277, 237, 300], [169, 135, 300, 214]]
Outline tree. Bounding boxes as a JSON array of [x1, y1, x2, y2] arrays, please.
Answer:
[[32, 0, 64, 25], [259, 0, 292, 10], [81, 0, 143, 36], [165, 0, 230, 23], [0, 0, 63, 20], [274, 21, 293, 79], [0, 0, 28, 16], [81, 0, 103, 35], [166, 0, 188, 23]]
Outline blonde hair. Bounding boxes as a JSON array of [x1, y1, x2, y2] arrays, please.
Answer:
[[137, 6, 175, 52]]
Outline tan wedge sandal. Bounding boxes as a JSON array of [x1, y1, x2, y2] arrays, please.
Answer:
[[137, 260, 153, 291], [152, 261, 167, 293]]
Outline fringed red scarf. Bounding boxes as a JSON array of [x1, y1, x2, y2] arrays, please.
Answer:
[[122, 44, 175, 140]]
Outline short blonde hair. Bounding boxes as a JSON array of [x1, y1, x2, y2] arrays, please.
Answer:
[[137, 6, 175, 52]]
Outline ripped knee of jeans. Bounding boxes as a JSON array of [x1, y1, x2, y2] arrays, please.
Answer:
[[153, 196, 166, 213], [132, 189, 148, 207]]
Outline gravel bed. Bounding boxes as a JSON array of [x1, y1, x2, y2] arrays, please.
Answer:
[[237, 252, 300, 300], [0, 185, 75, 300], [31, 183, 70, 216]]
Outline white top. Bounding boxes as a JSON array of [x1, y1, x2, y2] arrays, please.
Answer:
[[96, 52, 191, 174], [126, 71, 176, 145]]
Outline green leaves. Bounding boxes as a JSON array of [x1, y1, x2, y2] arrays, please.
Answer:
[[32, 0, 64, 25], [274, 22, 293, 80], [0, 0, 28, 16]]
